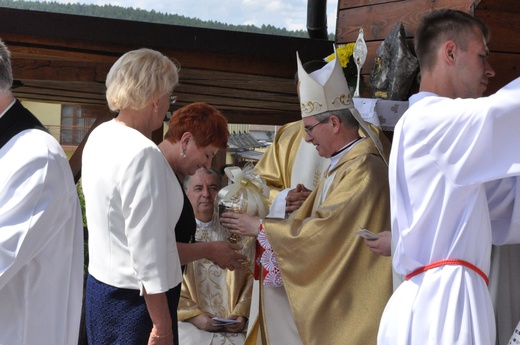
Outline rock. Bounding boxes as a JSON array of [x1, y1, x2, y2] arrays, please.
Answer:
[[370, 22, 419, 101]]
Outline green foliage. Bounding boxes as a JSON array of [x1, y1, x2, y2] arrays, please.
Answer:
[[0, 0, 335, 38], [76, 181, 88, 276], [76, 181, 87, 227]]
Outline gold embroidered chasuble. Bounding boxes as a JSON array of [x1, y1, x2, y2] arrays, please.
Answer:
[[263, 138, 393, 345], [178, 221, 254, 344]]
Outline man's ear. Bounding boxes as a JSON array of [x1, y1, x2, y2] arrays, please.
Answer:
[[330, 115, 341, 131], [444, 40, 457, 65]]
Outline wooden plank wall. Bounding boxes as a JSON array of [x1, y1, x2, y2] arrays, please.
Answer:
[[474, 0, 520, 94], [335, 0, 520, 96]]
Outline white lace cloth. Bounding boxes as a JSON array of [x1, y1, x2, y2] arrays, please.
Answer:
[[509, 321, 520, 345], [258, 227, 283, 287]]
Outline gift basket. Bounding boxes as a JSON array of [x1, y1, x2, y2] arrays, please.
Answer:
[[214, 163, 270, 271]]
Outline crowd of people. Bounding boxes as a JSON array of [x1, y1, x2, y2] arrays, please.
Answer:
[[2, 7, 520, 345]]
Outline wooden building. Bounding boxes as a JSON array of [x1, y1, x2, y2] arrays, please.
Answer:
[[1, 0, 519, 178], [336, 0, 520, 96], [0, 7, 333, 179]]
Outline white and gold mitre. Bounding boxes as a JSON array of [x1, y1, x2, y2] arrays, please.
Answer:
[[297, 47, 389, 166], [297, 49, 354, 118]]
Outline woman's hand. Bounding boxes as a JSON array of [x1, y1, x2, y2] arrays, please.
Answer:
[[148, 326, 173, 345], [207, 241, 247, 271], [219, 212, 261, 238], [143, 290, 173, 344]]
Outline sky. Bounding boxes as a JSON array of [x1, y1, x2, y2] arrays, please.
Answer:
[[41, 0, 339, 33]]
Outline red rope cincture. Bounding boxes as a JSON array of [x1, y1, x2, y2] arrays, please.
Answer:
[[405, 259, 489, 285]]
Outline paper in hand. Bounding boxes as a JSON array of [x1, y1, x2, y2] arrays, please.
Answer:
[[356, 228, 380, 240], [211, 317, 240, 326]]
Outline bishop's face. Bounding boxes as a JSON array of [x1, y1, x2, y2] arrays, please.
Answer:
[[303, 115, 334, 158]]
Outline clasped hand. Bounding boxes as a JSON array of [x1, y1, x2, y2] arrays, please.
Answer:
[[285, 184, 311, 214], [187, 314, 247, 333]]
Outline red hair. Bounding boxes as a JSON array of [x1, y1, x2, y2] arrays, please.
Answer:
[[164, 102, 229, 149]]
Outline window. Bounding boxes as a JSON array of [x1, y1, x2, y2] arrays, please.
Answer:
[[61, 105, 95, 146]]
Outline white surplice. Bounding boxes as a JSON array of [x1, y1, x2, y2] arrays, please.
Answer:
[[378, 79, 520, 345], [0, 129, 84, 345]]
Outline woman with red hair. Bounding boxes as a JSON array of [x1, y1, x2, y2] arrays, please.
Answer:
[[159, 102, 248, 327], [161, 102, 229, 179]]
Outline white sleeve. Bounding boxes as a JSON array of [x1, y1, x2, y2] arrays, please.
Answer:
[[120, 147, 178, 294], [0, 131, 77, 289], [266, 188, 292, 219], [431, 78, 520, 185]]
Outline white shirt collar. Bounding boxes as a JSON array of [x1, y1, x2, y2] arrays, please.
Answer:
[[409, 92, 438, 107], [196, 219, 214, 230], [329, 137, 364, 171]]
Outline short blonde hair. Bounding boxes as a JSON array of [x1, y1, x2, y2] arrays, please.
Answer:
[[105, 48, 178, 112]]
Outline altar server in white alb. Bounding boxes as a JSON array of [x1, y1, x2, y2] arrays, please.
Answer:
[[0, 39, 84, 344], [378, 9, 520, 345]]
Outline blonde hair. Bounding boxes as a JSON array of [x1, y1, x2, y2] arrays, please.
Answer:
[[105, 48, 178, 112]]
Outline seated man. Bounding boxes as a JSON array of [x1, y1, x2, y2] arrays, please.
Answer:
[[178, 168, 253, 345]]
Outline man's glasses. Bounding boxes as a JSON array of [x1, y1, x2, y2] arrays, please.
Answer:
[[304, 118, 329, 135], [170, 95, 177, 105]]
